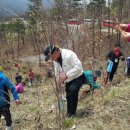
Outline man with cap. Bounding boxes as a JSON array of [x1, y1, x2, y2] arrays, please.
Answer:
[[44, 45, 85, 118]]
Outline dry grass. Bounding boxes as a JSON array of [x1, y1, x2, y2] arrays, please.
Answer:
[[0, 37, 130, 130], [0, 64, 130, 130]]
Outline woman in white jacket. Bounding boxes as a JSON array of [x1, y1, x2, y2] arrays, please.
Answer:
[[44, 45, 85, 118]]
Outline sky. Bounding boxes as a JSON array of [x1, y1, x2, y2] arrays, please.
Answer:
[[0, 0, 54, 17]]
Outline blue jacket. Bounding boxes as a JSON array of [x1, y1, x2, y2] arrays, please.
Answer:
[[0, 72, 19, 107], [84, 70, 101, 89]]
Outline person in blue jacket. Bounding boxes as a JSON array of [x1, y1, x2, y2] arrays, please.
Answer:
[[83, 70, 101, 94], [79, 69, 101, 100], [0, 68, 20, 130]]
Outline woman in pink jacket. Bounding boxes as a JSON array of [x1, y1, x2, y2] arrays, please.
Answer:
[[15, 83, 24, 93]]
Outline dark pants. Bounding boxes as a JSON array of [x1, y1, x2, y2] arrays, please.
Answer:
[[0, 105, 12, 127], [127, 67, 130, 77], [30, 79, 34, 86], [65, 74, 84, 116], [109, 66, 117, 81]]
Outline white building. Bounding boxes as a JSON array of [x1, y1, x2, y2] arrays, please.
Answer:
[[71, 0, 89, 6]]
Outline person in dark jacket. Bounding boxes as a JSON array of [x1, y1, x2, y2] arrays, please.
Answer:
[[0, 69, 20, 130], [15, 72, 22, 85], [105, 44, 125, 84], [125, 56, 130, 78]]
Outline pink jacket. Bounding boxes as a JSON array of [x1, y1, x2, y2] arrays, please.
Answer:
[[16, 83, 24, 93]]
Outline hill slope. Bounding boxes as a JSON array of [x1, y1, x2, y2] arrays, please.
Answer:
[[0, 73, 129, 130]]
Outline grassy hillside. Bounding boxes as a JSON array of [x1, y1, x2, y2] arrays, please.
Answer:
[[0, 28, 130, 130], [0, 63, 129, 130]]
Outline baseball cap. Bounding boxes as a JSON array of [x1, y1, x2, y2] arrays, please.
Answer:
[[43, 45, 59, 62]]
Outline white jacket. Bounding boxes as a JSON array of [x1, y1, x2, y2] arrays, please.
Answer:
[[53, 49, 83, 83]]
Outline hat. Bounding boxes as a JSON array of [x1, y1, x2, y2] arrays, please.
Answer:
[[43, 45, 59, 62]]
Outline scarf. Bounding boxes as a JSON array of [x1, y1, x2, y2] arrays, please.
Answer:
[[114, 48, 120, 57]]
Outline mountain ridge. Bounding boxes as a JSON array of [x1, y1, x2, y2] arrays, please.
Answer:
[[0, 0, 53, 17]]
